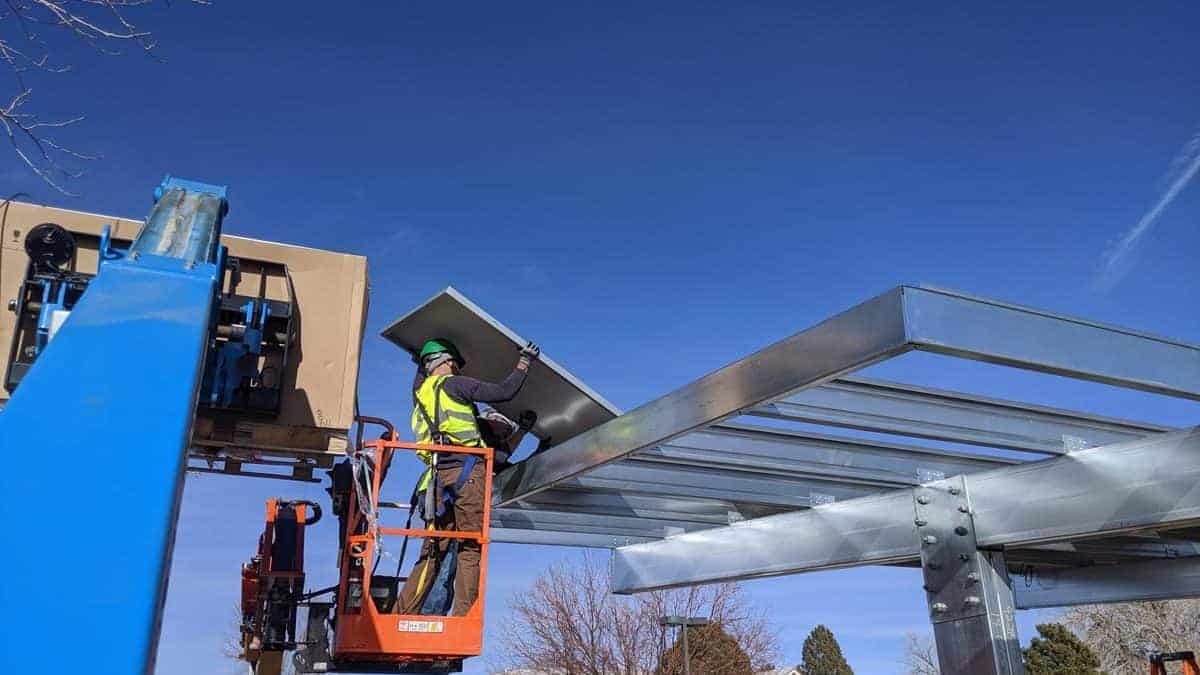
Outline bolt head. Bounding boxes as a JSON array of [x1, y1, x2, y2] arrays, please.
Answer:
[[964, 596, 982, 606], [959, 553, 971, 561], [966, 572, 981, 584], [948, 487, 961, 495], [958, 504, 970, 513], [932, 602, 949, 613], [954, 525, 970, 536], [922, 535, 938, 545], [917, 494, 932, 505], [915, 519, 928, 527]]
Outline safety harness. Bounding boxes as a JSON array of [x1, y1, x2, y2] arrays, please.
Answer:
[[412, 378, 478, 521]]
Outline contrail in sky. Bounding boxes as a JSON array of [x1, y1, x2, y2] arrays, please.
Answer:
[[1096, 127, 1200, 291]]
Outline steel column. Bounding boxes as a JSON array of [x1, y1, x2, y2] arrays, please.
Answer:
[[915, 477, 1023, 675]]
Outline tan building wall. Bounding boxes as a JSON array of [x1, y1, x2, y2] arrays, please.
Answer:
[[0, 200, 368, 458]]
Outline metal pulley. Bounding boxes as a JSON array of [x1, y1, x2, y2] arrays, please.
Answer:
[[24, 223, 76, 271]]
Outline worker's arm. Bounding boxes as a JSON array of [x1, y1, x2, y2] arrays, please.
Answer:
[[443, 367, 527, 404], [443, 342, 540, 404]]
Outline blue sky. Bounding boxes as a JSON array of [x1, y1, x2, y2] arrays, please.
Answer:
[[5, 2, 1199, 673]]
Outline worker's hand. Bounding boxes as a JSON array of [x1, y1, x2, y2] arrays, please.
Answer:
[[517, 410, 538, 431], [519, 340, 541, 362]]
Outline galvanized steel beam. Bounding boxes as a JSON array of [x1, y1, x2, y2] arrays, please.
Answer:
[[490, 527, 654, 548], [495, 288, 913, 505], [569, 460, 877, 509], [659, 424, 1013, 487], [610, 489, 921, 593], [758, 376, 1168, 454], [610, 428, 1200, 593], [969, 427, 1200, 548], [901, 286, 1200, 401], [1013, 556, 1200, 608], [493, 505, 713, 541]]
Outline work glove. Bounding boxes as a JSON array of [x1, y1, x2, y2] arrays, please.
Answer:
[[519, 340, 541, 361], [517, 410, 538, 432]]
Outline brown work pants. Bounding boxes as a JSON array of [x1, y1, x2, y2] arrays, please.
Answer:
[[397, 461, 485, 616]]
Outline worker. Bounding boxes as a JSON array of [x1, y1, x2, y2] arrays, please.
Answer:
[[397, 337, 540, 616]]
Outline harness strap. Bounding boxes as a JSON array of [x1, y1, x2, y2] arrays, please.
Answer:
[[415, 377, 480, 518], [414, 379, 447, 445], [440, 454, 477, 512]]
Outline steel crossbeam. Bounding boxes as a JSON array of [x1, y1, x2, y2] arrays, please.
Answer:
[[757, 376, 1168, 454], [1013, 555, 1200, 608], [610, 428, 1200, 593]]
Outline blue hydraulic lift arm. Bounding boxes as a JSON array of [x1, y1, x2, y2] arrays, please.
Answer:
[[0, 178, 228, 674]]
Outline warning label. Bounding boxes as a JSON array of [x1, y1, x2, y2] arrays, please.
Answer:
[[398, 620, 445, 633]]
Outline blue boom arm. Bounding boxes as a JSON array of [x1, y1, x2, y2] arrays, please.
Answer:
[[0, 177, 229, 674]]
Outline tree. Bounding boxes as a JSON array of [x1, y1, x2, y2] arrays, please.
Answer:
[[1063, 599, 1200, 674], [903, 632, 939, 675], [656, 623, 752, 675], [1023, 623, 1100, 675], [494, 553, 779, 675], [798, 624, 853, 675], [1, 0, 206, 193]]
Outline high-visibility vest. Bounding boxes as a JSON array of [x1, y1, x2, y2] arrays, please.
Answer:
[[411, 375, 482, 490]]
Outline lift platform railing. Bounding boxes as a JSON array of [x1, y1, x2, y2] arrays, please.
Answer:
[[332, 417, 493, 668]]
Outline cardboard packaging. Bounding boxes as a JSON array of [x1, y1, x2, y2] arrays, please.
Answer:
[[0, 200, 367, 460]]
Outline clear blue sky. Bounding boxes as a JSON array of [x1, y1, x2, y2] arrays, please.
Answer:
[[6, 2, 1198, 673]]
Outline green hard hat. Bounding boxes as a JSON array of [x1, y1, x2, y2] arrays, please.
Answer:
[[419, 338, 464, 365]]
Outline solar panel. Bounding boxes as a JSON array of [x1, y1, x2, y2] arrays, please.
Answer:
[[380, 287, 620, 448]]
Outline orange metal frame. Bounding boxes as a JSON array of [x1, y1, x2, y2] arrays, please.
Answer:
[[240, 499, 312, 662], [332, 421, 493, 665], [1150, 652, 1200, 675]]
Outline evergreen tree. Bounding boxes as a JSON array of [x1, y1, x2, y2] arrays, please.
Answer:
[[656, 623, 753, 675], [799, 625, 854, 675], [1023, 623, 1102, 675]]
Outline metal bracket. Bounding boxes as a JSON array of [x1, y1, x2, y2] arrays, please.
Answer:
[[914, 476, 1024, 674]]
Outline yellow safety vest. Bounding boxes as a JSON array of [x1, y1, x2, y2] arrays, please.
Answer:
[[410, 375, 482, 490]]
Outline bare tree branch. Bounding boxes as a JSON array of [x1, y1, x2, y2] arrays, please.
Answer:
[[1063, 600, 1200, 675], [903, 632, 939, 675], [1, 0, 207, 194], [494, 553, 779, 675]]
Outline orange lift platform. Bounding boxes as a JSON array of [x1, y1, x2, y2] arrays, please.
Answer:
[[240, 416, 493, 674]]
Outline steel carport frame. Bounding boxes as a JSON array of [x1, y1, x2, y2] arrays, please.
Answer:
[[495, 285, 1198, 506], [487, 284, 1199, 675]]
